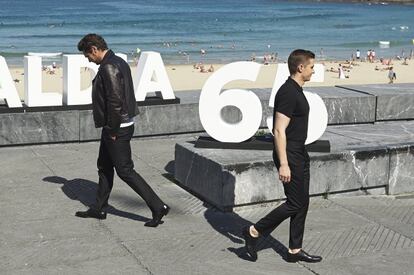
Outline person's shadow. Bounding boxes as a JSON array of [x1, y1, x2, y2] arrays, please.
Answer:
[[43, 176, 150, 223], [203, 204, 288, 262], [165, 156, 288, 262]]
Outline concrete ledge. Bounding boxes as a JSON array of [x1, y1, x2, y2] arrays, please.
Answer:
[[0, 111, 79, 145], [388, 145, 414, 195], [338, 83, 414, 121], [174, 142, 394, 211], [306, 87, 375, 124], [0, 84, 413, 146], [174, 121, 414, 211]]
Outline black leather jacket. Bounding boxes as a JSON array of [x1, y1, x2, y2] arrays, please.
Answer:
[[92, 50, 139, 135]]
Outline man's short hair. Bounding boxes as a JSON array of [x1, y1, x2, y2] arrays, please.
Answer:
[[288, 49, 315, 75], [77, 34, 108, 53]]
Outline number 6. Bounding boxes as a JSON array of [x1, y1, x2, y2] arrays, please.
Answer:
[[199, 62, 262, 143]]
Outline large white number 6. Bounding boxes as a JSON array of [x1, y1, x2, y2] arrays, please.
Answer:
[[199, 62, 262, 143], [266, 63, 327, 145]]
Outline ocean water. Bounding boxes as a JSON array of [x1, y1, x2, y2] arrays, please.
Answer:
[[0, 0, 413, 65]]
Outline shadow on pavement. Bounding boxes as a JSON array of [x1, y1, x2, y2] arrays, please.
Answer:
[[162, 160, 288, 261], [204, 204, 288, 262], [43, 176, 150, 223]]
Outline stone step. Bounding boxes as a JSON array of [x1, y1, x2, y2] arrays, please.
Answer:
[[174, 121, 414, 211]]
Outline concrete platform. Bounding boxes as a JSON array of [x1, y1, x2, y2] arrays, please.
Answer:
[[2, 83, 412, 146], [174, 121, 414, 211]]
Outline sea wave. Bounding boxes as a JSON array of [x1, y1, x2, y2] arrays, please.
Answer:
[[336, 39, 412, 48]]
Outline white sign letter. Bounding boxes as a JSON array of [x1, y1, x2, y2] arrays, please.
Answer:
[[134, 51, 175, 101], [199, 61, 262, 143], [63, 55, 98, 105], [24, 56, 62, 107], [63, 53, 127, 105], [0, 56, 22, 107]]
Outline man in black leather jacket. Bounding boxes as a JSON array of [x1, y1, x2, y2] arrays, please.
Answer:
[[75, 34, 169, 227]]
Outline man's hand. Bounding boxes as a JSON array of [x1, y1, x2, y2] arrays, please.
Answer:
[[110, 135, 117, 141], [279, 164, 291, 183]]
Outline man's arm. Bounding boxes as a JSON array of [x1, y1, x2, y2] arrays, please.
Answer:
[[100, 64, 123, 138], [274, 111, 291, 183]]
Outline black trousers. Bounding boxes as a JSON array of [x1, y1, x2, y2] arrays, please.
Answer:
[[254, 141, 310, 249], [93, 125, 164, 214]]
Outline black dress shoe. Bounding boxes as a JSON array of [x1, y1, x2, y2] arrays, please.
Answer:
[[242, 226, 258, 261], [286, 250, 322, 263], [75, 208, 107, 220], [145, 204, 170, 227]]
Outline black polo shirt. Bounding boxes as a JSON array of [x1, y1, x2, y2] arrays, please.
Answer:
[[273, 77, 309, 144]]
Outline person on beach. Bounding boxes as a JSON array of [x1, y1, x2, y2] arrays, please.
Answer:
[[356, 49, 360, 60], [403, 57, 408, 65], [263, 54, 269, 65], [242, 49, 322, 263], [250, 53, 256, 62], [388, 67, 396, 84], [338, 64, 346, 79], [75, 34, 169, 227], [199, 64, 207, 73]]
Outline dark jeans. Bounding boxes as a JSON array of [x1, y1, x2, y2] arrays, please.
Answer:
[[254, 141, 310, 249], [94, 125, 164, 214]]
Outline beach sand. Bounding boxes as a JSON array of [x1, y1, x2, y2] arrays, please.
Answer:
[[8, 59, 414, 100]]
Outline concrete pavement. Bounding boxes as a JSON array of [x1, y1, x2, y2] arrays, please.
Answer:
[[1, 135, 413, 274]]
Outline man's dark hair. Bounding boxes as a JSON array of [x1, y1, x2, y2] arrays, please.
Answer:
[[288, 49, 315, 75], [77, 33, 108, 53]]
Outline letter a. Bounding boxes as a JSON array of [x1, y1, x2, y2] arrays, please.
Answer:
[[134, 51, 175, 101]]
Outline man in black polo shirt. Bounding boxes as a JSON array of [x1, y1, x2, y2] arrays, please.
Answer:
[[242, 49, 322, 263]]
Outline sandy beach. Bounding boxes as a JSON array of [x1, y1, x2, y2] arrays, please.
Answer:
[[8, 58, 414, 100]]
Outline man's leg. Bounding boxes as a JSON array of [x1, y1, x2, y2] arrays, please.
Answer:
[[105, 126, 168, 226], [285, 153, 321, 263], [288, 159, 310, 249], [242, 168, 304, 261], [75, 132, 113, 219], [95, 132, 115, 211], [254, 149, 306, 235], [254, 165, 307, 235], [242, 150, 305, 260]]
